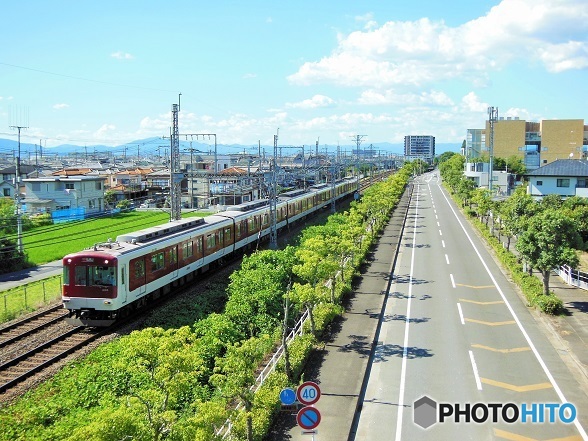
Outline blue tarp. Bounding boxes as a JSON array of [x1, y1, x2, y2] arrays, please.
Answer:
[[52, 207, 86, 223]]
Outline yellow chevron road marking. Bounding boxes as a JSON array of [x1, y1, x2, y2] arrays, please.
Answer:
[[494, 428, 582, 441], [459, 298, 504, 305], [456, 283, 495, 289], [465, 318, 516, 326], [471, 344, 531, 353], [481, 378, 552, 392]]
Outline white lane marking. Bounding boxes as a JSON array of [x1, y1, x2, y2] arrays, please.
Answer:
[[457, 303, 465, 324], [442, 240, 446, 248], [435, 214, 438, 220], [439, 229, 443, 236], [439, 185, 588, 439], [450, 273, 456, 288], [394, 184, 420, 441], [437, 221, 440, 227], [445, 254, 450, 265], [469, 350, 483, 390]]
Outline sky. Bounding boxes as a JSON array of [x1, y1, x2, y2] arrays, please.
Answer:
[[1, 0, 587, 154]]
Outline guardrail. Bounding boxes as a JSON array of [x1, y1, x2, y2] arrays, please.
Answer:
[[557, 265, 588, 291]]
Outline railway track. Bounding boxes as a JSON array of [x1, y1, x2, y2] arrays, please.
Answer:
[[0, 325, 103, 393], [0, 304, 69, 349]]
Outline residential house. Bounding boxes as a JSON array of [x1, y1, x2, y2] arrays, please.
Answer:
[[526, 159, 588, 199], [22, 176, 107, 214], [0, 164, 37, 198], [464, 162, 516, 196]]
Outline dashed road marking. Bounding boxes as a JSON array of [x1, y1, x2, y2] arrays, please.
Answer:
[[471, 344, 531, 353], [481, 378, 553, 392]]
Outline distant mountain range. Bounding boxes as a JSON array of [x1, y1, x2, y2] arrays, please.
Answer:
[[0, 137, 460, 158]]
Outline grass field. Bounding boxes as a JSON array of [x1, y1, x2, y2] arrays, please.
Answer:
[[0, 276, 62, 323], [22, 210, 212, 265]]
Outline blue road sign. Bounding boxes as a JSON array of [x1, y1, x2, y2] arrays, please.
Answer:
[[280, 388, 296, 405], [297, 406, 321, 430]]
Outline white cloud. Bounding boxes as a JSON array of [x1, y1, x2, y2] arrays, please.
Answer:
[[288, 0, 588, 88], [461, 92, 488, 113], [111, 51, 134, 60], [358, 89, 453, 106], [53, 103, 69, 110], [286, 94, 335, 109], [94, 124, 117, 139], [0, 96, 14, 100], [243, 73, 257, 79]]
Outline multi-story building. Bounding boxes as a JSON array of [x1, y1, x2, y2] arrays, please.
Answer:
[[468, 118, 587, 170], [404, 135, 435, 161]]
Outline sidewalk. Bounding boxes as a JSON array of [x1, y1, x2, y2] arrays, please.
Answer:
[[0, 259, 63, 291]]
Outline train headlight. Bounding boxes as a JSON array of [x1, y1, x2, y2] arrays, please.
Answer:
[[104, 260, 109, 264], [67, 259, 72, 263], [103, 300, 112, 305]]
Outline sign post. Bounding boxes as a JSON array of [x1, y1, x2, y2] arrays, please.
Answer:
[[296, 381, 321, 406], [296, 381, 322, 439]]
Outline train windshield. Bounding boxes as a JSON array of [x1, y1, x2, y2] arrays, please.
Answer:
[[74, 265, 116, 287]]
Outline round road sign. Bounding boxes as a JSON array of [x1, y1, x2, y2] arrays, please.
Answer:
[[296, 381, 321, 406], [280, 388, 296, 405], [297, 406, 321, 430]]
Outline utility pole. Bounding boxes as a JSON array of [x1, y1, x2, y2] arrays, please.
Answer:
[[269, 131, 278, 249], [488, 107, 498, 192], [10, 124, 28, 254]]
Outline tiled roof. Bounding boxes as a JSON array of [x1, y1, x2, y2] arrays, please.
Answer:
[[525, 159, 588, 177]]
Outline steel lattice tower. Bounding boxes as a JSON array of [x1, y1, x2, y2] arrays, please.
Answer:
[[268, 133, 278, 249], [170, 103, 182, 221]]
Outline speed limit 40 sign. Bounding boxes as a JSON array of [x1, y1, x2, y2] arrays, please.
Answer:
[[296, 381, 321, 406]]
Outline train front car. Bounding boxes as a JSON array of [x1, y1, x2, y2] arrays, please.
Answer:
[[62, 251, 119, 326]]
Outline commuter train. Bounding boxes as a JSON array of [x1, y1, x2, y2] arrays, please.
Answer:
[[62, 178, 358, 326]]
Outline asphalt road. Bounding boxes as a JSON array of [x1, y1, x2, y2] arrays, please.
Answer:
[[354, 173, 588, 440]]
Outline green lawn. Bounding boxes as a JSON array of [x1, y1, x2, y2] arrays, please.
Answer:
[[23, 210, 212, 265]]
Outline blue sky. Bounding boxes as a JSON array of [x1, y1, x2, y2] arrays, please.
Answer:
[[1, 0, 587, 153]]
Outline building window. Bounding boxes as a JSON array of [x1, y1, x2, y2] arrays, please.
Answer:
[[2, 174, 10, 181], [95, 181, 102, 190], [536, 181, 542, 186], [32, 182, 41, 191], [89, 199, 95, 209], [65, 183, 75, 190], [577, 179, 587, 188], [3, 188, 10, 197], [556, 179, 570, 188]]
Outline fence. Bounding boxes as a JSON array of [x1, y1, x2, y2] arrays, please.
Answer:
[[0, 275, 63, 322], [557, 265, 588, 291], [52, 207, 86, 223]]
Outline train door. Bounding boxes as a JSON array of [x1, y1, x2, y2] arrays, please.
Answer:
[[169, 246, 179, 279], [120, 264, 129, 304]]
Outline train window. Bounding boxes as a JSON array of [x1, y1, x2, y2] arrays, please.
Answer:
[[248, 217, 256, 231], [263, 213, 269, 225], [169, 247, 177, 265], [183, 241, 193, 258], [135, 260, 145, 278], [206, 234, 216, 249], [236, 223, 241, 236], [63, 266, 70, 286], [88, 266, 115, 286], [151, 252, 164, 272], [196, 237, 203, 254], [75, 266, 87, 286], [121, 267, 125, 286], [224, 227, 231, 241]]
